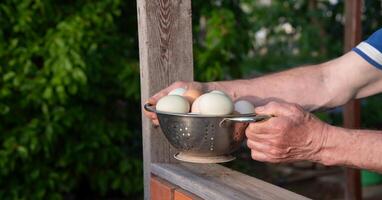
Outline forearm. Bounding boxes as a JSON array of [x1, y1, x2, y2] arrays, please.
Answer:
[[207, 64, 331, 111], [318, 125, 382, 173]]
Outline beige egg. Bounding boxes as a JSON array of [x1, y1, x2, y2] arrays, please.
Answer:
[[156, 95, 190, 113], [198, 93, 233, 115], [234, 100, 255, 114], [210, 90, 228, 96], [191, 96, 202, 113], [183, 89, 202, 103], [168, 88, 186, 96]]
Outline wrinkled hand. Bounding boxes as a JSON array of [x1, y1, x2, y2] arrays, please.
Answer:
[[143, 81, 204, 125], [246, 101, 328, 163]]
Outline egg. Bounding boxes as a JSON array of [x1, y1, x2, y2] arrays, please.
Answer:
[[210, 90, 228, 96], [191, 96, 202, 113], [168, 88, 186, 96], [156, 95, 190, 113], [232, 111, 241, 115], [198, 93, 233, 115], [183, 89, 202, 103], [234, 100, 255, 114]]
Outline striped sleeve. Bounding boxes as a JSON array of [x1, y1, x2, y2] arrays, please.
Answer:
[[352, 28, 382, 70]]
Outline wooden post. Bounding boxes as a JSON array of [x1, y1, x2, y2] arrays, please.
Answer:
[[343, 0, 362, 199], [137, 0, 194, 199]]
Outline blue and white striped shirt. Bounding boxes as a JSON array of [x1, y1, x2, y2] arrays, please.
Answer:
[[353, 28, 382, 70]]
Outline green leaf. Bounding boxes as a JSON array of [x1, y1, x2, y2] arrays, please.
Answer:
[[3, 72, 15, 82], [17, 146, 28, 159]]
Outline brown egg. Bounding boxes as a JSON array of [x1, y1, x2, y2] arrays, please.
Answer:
[[183, 89, 202, 103], [191, 96, 202, 113]]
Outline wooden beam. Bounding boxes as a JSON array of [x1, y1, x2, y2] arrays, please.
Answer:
[[137, 0, 194, 199], [152, 163, 309, 200], [343, 0, 362, 199]]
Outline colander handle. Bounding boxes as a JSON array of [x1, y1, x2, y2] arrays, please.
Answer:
[[220, 115, 272, 124]]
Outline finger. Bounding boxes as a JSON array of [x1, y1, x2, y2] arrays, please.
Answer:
[[247, 140, 288, 159], [143, 107, 157, 119], [147, 98, 156, 105], [245, 125, 274, 140], [250, 150, 281, 163], [150, 90, 168, 103], [247, 139, 281, 152], [245, 129, 280, 142], [255, 101, 291, 117], [247, 139, 272, 149], [142, 104, 160, 126], [153, 119, 159, 126], [151, 82, 188, 102], [245, 117, 284, 136]]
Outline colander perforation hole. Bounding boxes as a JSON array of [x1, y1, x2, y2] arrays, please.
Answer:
[[204, 132, 208, 140]]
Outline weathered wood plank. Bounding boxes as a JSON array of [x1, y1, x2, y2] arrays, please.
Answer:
[[152, 163, 310, 200], [137, 0, 194, 198], [343, 0, 362, 199]]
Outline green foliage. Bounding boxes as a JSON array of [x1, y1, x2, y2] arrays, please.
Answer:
[[193, 0, 346, 78], [0, 0, 141, 199]]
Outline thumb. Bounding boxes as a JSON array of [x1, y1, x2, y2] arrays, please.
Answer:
[[254, 105, 267, 115]]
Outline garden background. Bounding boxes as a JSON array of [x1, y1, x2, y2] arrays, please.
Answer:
[[0, 0, 381, 199]]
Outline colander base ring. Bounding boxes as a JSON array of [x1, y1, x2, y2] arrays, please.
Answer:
[[174, 152, 235, 163]]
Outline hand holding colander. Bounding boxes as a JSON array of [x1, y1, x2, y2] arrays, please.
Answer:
[[144, 103, 272, 163]]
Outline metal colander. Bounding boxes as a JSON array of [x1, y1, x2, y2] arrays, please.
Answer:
[[144, 103, 271, 163]]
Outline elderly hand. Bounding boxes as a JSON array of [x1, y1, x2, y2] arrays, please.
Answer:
[[246, 101, 328, 163], [143, 81, 205, 125]]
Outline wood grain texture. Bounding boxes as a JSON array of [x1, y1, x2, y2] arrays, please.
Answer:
[[151, 176, 176, 200], [174, 189, 202, 200], [152, 163, 310, 200], [137, 0, 193, 198], [343, 0, 362, 200]]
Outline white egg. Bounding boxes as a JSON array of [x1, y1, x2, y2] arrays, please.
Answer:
[[234, 100, 255, 114], [156, 95, 190, 113], [191, 96, 202, 113], [210, 90, 228, 96], [168, 88, 186, 96], [198, 93, 233, 115]]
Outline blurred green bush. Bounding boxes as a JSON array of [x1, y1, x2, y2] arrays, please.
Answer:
[[0, 0, 141, 199], [0, 0, 381, 199]]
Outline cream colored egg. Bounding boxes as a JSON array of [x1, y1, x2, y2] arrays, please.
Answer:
[[234, 100, 255, 114], [168, 88, 186, 96], [156, 95, 190, 113], [191, 96, 202, 113], [210, 90, 228, 96], [183, 89, 202, 103], [199, 93, 233, 115]]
